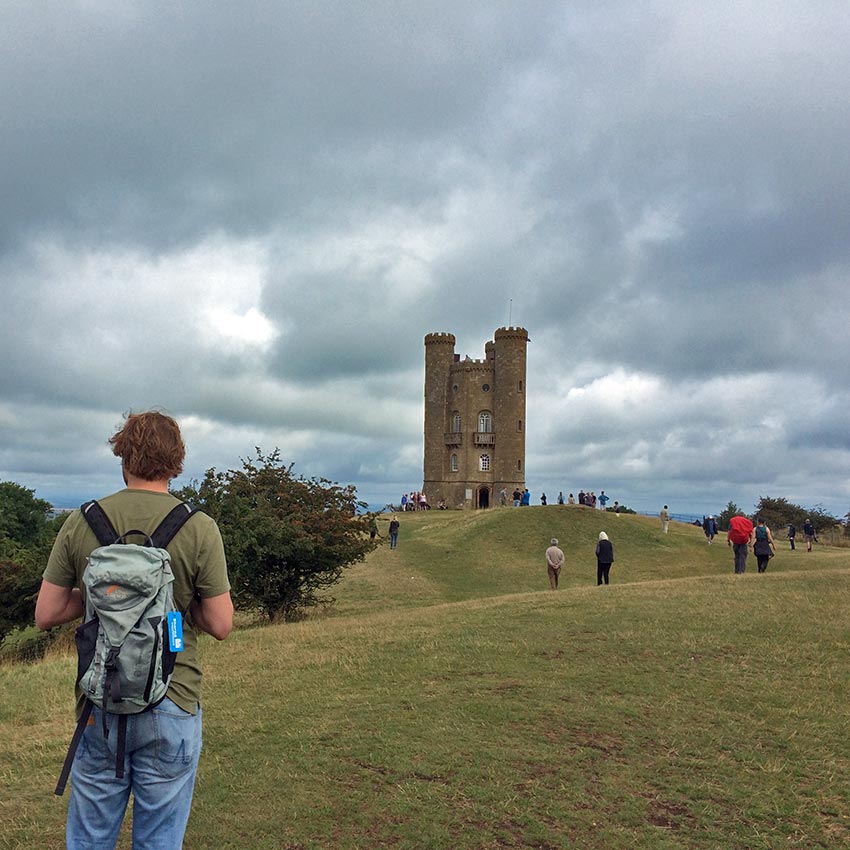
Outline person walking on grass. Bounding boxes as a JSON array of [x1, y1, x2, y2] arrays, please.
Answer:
[[703, 515, 717, 544], [752, 517, 776, 573], [660, 505, 670, 534], [803, 518, 816, 551], [35, 410, 233, 850], [727, 512, 754, 574], [595, 532, 614, 585], [787, 523, 796, 550], [545, 538, 565, 590], [389, 515, 400, 549]]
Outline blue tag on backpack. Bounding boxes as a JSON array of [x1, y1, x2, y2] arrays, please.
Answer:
[[167, 611, 184, 652]]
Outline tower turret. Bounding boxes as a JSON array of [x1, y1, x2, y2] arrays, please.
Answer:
[[423, 333, 456, 497], [492, 327, 529, 493]]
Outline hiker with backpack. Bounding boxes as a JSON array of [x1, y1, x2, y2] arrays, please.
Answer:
[[35, 410, 233, 850]]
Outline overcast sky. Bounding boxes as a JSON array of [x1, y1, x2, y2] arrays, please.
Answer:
[[2, 1, 849, 519]]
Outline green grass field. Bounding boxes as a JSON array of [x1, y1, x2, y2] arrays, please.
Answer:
[[2, 507, 849, 849]]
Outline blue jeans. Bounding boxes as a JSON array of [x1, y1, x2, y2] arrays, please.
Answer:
[[67, 698, 202, 850], [390, 532, 398, 549]]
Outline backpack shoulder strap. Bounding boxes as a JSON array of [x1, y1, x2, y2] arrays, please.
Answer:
[[55, 699, 94, 795], [150, 502, 198, 549], [81, 500, 119, 547]]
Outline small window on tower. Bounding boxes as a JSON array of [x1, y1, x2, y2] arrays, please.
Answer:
[[480, 454, 491, 472], [517, 459, 522, 471], [478, 411, 492, 433], [452, 412, 461, 432], [450, 453, 458, 472], [517, 419, 522, 432]]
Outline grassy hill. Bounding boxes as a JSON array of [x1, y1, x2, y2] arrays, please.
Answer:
[[336, 507, 843, 615], [1, 507, 849, 849]]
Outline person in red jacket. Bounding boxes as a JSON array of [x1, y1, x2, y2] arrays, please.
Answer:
[[727, 512, 754, 574]]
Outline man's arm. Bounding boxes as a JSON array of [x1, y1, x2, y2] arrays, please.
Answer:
[[34, 580, 84, 630], [189, 591, 234, 641]]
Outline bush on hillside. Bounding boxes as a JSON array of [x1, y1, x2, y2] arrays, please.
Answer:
[[752, 497, 839, 534], [0, 481, 64, 641], [605, 504, 636, 514], [0, 527, 61, 640], [175, 449, 378, 622], [0, 624, 56, 663]]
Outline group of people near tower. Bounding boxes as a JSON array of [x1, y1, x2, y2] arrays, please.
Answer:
[[572, 489, 610, 509], [400, 491, 428, 511]]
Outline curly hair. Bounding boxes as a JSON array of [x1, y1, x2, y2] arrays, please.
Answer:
[[108, 411, 185, 481]]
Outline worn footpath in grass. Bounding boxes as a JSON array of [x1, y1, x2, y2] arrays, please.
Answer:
[[1, 510, 848, 849]]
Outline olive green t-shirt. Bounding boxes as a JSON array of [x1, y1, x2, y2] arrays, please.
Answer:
[[43, 489, 230, 715]]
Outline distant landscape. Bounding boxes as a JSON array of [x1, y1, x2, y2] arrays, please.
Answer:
[[2, 507, 849, 850]]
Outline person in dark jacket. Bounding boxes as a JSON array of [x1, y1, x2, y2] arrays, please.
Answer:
[[803, 518, 816, 551], [595, 531, 614, 585], [389, 515, 400, 549]]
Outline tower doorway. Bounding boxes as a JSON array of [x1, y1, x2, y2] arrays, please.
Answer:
[[477, 486, 490, 509]]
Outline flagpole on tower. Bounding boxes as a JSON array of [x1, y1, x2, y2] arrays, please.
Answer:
[[508, 298, 513, 326]]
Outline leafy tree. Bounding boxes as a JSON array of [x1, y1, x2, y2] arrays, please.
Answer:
[[717, 501, 741, 531], [0, 481, 52, 547], [0, 481, 58, 640], [0, 538, 47, 640], [176, 450, 378, 622], [753, 497, 839, 533]]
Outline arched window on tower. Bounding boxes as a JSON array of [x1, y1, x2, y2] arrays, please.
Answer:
[[478, 411, 492, 433], [452, 411, 461, 433], [479, 453, 491, 472], [450, 453, 458, 472]]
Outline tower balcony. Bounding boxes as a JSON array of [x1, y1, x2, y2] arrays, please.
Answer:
[[474, 432, 495, 445], [444, 432, 462, 446]]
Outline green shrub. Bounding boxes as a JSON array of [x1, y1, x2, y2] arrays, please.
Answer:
[[175, 449, 378, 622], [0, 556, 42, 640], [0, 624, 55, 664]]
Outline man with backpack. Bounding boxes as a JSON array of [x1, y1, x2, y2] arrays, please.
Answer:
[[726, 511, 754, 574], [35, 410, 233, 850]]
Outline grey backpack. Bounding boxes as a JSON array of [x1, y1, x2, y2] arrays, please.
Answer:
[[55, 500, 197, 795]]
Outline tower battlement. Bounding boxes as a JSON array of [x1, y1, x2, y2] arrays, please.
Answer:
[[424, 332, 456, 346], [494, 326, 529, 341], [450, 359, 493, 373]]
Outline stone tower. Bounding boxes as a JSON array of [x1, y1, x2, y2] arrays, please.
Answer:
[[423, 327, 528, 508]]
